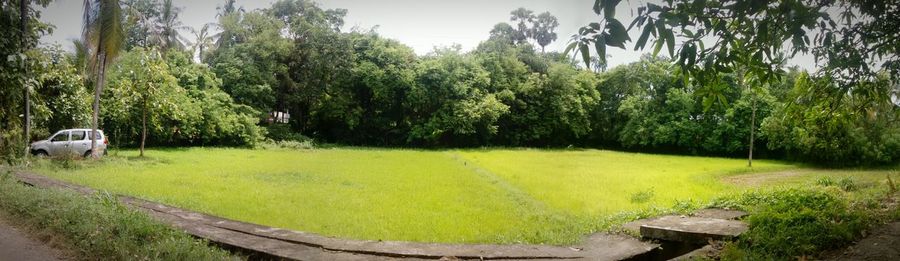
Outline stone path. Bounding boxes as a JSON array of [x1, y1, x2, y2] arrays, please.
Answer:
[[14, 171, 658, 260]]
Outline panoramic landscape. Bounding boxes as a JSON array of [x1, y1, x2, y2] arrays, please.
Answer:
[[1, 0, 899, 260]]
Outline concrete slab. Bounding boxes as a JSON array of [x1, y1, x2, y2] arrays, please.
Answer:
[[639, 216, 748, 244]]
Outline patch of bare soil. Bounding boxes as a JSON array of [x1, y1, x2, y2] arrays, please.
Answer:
[[822, 222, 900, 261], [722, 170, 808, 186]]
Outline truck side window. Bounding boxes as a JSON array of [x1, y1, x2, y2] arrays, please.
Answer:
[[88, 131, 102, 140], [51, 132, 69, 142], [71, 131, 86, 141]]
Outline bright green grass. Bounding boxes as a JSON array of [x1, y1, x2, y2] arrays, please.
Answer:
[[32, 147, 891, 245], [456, 149, 793, 216]]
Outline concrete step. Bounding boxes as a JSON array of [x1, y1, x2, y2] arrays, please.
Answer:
[[638, 215, 748, 244]]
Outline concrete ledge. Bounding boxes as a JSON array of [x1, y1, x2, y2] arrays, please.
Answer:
[[13, 171, 658, 260], [639, 216, 748, 244]]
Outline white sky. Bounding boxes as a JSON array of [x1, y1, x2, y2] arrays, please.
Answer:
[[37, 0, 817, 70]]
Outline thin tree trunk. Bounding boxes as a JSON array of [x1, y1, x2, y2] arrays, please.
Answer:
[[140, 98, 146, 157], [748, 87, 757, 167], [21, 0, 30, 155], [91, 51, 105, 159]]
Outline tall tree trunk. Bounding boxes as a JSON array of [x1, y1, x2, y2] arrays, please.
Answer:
[[91, 51, 105, 159], [748, 87, 757, 167], [21, 0, 30, 155], [140, 98, 146, 157]]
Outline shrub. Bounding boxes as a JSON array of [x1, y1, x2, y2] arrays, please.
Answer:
[[712, 188, 872, 259]]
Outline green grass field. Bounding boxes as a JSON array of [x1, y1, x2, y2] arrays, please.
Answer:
[[30, 147, 897, 244]]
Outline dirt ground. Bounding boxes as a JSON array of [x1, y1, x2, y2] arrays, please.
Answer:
[[0, 214, 68, 261], [721, 170, 807, 186], [823, 221, 900, 261]]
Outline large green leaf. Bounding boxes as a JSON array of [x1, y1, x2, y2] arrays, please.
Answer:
[[564, 42, 578, 57], [634, 22, 654, 50], [595, 35, 607, 64], [665, 29, 675, 57], [605, 19, 630, 49], [652, 38, 664, 57], [580, 43, 591, 68]]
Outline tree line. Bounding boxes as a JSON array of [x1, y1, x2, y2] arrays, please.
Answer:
[[1, 0, 897, 166]]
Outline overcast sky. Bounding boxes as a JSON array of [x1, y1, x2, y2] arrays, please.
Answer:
[[37, 0, 816, 70]]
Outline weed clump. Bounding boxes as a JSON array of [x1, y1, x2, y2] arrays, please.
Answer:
[[630, 188, 655, 203]]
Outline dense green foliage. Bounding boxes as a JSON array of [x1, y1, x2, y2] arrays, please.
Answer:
[[762, 72, 900, 165], [103, 49, 263, 147], [0, 0, 52, 163], [27, 46, 93, 142], [0, 171, 238, 260]]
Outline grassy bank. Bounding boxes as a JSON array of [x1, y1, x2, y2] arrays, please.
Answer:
[[28, 147, 897, 245], [0, 170, 239, 260]]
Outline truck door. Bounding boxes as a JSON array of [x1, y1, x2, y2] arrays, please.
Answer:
[[48, 131, 70, 156]]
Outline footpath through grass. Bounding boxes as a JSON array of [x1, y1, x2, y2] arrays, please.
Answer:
[[29, 147, 894, 245]]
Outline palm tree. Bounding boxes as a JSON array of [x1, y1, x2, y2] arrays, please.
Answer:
[[82, 0, 124, 158], [190, 23, 217, 62], [215, 0, 243, 49], [21, 0, 30, 151], [532, 12, 559, 53], [154, 0, 188, 51], [509, 8, 534, 45]]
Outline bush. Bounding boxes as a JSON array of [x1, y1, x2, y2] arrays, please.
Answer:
[[264, 124, 313, 142], [713, 188, 872, 259], [0, 172, 239, 260], [258, 140, 316, 150]]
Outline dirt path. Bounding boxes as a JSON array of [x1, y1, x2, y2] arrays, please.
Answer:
[[823, 221, 900, 260], [721, 170, 808, 186], [0, 215, 68, 261]]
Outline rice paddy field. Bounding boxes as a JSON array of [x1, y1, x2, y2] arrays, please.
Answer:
[[29, 147, 899, 244]]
